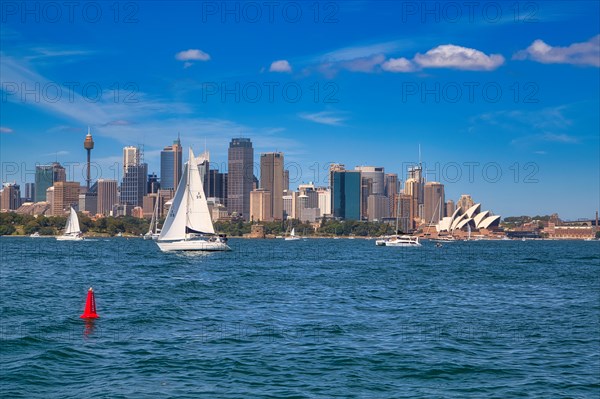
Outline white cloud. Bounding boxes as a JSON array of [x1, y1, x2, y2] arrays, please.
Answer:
[[513, 35, 600, 67], [414, 44, 505, 71], [0, 126, 13, 133], [299, 111, 347, 126], [175, 49, 210, 68], [175, 49, 211, 62], [381, 57, 415, 72], [269, 60, 292, 73]]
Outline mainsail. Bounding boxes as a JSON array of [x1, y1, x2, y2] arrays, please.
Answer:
[[158, 148, 215, 241], [64, 207, 81, 234]]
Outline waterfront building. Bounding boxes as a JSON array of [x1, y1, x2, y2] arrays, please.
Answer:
[[260, 152, 284, 220], [227, 138, 253, 220]]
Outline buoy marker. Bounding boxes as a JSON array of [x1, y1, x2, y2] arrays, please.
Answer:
[[80, 287, 99, 319]]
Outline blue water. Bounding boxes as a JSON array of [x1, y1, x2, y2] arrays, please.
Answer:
[[1, 237, 599, 398]]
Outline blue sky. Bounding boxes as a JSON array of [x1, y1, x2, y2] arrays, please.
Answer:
[[1, 1, 599, 219]]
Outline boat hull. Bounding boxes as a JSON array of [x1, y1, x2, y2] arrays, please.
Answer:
[[156, 239, 230, 252], [375, 236, 421, 247]]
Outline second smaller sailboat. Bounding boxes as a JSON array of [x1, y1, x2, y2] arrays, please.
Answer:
[[56, 207, 84, 241]]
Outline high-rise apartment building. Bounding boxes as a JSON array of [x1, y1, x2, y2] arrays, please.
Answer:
[[227, 138, 253, 220], [160, 137, 182, 190], [120, 146, 148, 207], [52, 181, 80, 216], [97, 179, 118, 216], [250, 188, 272, 222], [423, 182, 445, 224], [0, 183, 21, 211], [260, 152, 284, 220]]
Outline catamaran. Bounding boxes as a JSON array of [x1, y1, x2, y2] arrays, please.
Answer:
[[375, 194, 421, 247], [156, 148, 230, 252], [56, 207, 84, 241]]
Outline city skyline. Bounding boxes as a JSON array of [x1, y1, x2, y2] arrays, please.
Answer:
[[1, 1, 599, 219]]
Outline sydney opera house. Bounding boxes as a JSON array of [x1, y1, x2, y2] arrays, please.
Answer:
[[436, 203, 501, 235]]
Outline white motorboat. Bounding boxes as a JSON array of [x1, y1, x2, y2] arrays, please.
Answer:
[[30, 232, 41, 238], [56, 207, 84, 241], [156, 148, 230, 252]]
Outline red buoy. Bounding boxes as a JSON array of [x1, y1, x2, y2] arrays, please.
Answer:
[[80, 287, 99, 319]]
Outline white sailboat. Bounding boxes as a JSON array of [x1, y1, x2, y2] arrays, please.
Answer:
[[144, 195, 161, 240], [284, 227, 301, 241], [156, 148, 230, 252], [56, 207, 84, 241]]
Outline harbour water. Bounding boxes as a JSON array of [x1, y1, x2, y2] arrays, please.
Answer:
[[1, 237, 598, 398]]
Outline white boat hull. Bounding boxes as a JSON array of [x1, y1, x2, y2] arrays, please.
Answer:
[[284, 236, 300, 241], [156, 238, 230, 252], [56, 235, 84, 241], [376, 236, 421, 247]]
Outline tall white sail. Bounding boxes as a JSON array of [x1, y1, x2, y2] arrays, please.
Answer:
[[65, 207, 81, 234], [159, 148, 215, 241], [186, 148, 215, 235], [159, 163, 190, 241]]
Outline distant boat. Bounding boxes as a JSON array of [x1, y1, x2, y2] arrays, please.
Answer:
[[144, 195, 161, 241], [156, 148, 230, 252], [29, 232, 41, 238], [376, 193, 421, 248], [285, 227, 300, 241], [56, 207, 84, 241], [375, 235, 421, 247]]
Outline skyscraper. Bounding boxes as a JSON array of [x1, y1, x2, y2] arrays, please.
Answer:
[[0, 183, 21, 211], [250, 188, 272, 222], [355, 166, 385, 220], [52, 181, 80, 216], [330, 165, 361, 220], [34, 163, 66, 202], [24, 182, 35, 202], [120, 146, 148, 207], [423, 182, 445, 224], [260, 152, 284, 220], [160, 136, 182, 190], [147, 173, 160, 194], [457, 194, 474, 213], [227, 138, 253, 220], [384, 173, 399, 217], [97, 179, 118, 216], [123, 146, 139, 172], [445, 200, 455, 218]]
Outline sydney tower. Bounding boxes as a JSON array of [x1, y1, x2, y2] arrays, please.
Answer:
[[84, 127, 94, 190]]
